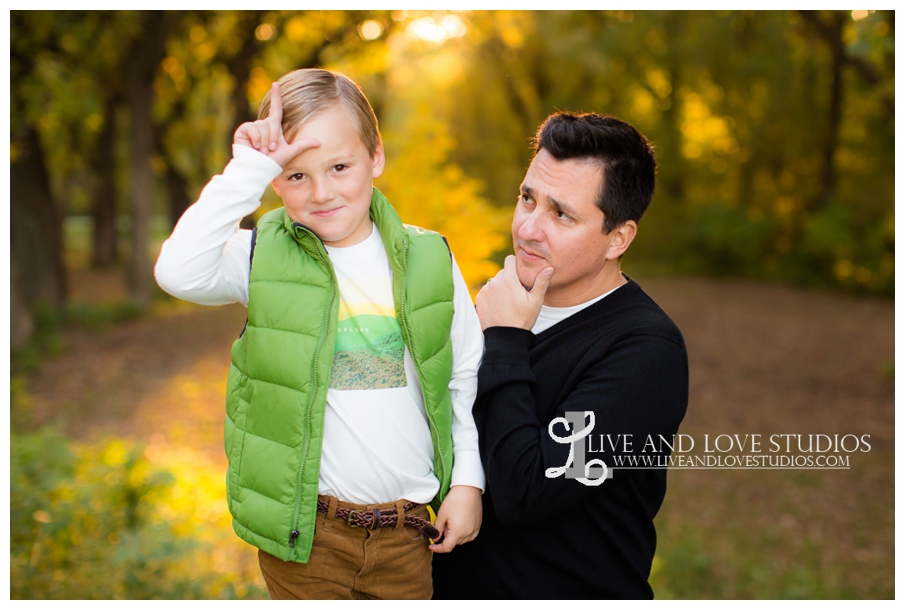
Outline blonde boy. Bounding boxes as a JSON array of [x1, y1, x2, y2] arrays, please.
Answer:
[[155, 69, 484, 599]]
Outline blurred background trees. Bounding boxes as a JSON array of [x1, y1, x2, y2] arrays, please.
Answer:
[[10, 9, 894, 347]]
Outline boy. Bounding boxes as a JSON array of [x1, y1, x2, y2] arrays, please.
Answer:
[[155, 69, 484, 600]]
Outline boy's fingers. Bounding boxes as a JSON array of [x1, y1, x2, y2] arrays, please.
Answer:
[[270, 82, 283, 124], [429, 531, 459, 553], [284, 136, 321, 158], [247, 125, 261, 150], [233, 122, 253, 146], [428, 511, 448, 552], [265, 122, 283, 152], [267, 117, 281, 152], [256, 122, 271, 151], [267, 83, 284, 151]]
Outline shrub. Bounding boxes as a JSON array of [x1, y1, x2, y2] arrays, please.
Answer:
[[11, 428, 266, 599]]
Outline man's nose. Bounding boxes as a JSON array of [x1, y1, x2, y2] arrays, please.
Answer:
[[517, 209, 544, 242]]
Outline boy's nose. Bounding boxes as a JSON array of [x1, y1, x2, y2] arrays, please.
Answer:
[[310, 178, 335, 204]]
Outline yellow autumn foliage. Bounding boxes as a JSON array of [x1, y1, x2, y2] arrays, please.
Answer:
[[376, 103, 510, 297]]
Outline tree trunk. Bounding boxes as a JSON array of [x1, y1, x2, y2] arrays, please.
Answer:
[[165, 165, 193, 228], [10, 253, 34, 350], [221, 12, 264, 230], [126, 74, 155, 309], [151, 105, 194, 229], [798, 10, 847, 214], [11, 12, 67, 347], [91, 96, 119, 267], [226, 11, 264, 138], [660, 12, 686, 204], [125, 11, 172, 310], [10, 126, 67, 344], [812, 12, 845, 213]]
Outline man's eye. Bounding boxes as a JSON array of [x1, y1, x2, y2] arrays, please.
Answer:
[[556, 211, 572, 221]]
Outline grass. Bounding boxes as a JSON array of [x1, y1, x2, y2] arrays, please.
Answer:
[[650, 451, 894, 599]]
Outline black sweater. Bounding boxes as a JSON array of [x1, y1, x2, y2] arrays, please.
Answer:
[[433, 278, 688, 599]]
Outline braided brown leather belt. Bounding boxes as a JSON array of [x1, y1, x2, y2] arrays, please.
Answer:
[[316, 499, 441, 540]]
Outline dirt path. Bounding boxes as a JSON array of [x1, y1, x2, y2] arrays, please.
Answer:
[[640, 275, 893, 598], [643, 275, 894, 447]]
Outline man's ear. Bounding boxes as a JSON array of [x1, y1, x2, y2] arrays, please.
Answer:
[[371, 141, 386, 179], [605, 220, 637, 260], [271, 179, 282, 198]]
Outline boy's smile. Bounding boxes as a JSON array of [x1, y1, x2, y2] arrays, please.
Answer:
[[271, 104, 385, 247]]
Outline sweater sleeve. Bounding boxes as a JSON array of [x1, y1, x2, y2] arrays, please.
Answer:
[[154, 145, 283, 306], [447, 256, 486, 492], [474, 326, 688, 526]]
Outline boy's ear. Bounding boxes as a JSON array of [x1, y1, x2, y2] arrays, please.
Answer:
[[371, 142, 386, 179], [271, 179, 282, 198]]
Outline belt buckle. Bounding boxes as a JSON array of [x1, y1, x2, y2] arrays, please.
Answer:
[[346, 509, 364, 528]]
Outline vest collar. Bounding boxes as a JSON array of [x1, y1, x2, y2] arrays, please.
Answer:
[[368, 187, 409, 264], [280, 187, 409, 263]]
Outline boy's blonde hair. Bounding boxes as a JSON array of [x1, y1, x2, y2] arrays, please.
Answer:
[[257, 68, 381, 157]]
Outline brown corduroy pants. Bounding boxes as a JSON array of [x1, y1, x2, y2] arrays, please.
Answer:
[[257, 495, 433, 600]]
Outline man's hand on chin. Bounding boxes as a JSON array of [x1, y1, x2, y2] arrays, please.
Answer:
[[476, 255, 554, 331]]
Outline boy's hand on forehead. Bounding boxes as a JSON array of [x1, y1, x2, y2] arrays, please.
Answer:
[[234, 82, 320, 168]]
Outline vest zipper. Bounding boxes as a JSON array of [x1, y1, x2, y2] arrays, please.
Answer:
[[397, 237, 448, 501], [288, 230, 336, 560]]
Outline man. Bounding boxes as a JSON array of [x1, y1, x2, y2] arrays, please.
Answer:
[[432, 112, 688, 599]]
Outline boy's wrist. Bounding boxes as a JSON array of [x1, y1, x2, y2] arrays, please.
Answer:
[[232, 144, 284, 175], [450, 450, 486, 492]]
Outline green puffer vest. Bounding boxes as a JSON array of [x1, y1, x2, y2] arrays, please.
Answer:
[[224, 188, 455, 563]]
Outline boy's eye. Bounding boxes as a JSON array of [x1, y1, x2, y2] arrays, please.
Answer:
[[333, 164, 347, 172], [288, 173, 305, 181]]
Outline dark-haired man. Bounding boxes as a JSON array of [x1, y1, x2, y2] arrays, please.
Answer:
[[432, 113, 688, 599]]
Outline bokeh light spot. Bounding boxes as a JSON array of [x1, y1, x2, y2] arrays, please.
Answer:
[[359, 20, 383, 41], [255, 23, 275, 41]]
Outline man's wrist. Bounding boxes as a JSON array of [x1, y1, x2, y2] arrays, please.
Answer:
[[482, 326, 534, 365]]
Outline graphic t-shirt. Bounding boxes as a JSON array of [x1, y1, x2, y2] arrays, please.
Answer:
[[317, 222, 439, 505], [330, 282, 406, 391]]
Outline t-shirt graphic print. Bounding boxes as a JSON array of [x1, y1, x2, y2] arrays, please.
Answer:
[[330, 298, 406, 390]]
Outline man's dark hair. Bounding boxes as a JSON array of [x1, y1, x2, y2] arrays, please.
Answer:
[[532, 112, 657, 233]]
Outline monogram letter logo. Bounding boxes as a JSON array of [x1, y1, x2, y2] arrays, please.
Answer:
[[545, 411, 609, 486]]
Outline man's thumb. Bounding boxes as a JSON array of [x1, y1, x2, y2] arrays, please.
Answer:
[[531, 267, 554, 297]]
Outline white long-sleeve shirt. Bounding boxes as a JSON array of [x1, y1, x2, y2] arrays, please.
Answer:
[[155, 145, 485, 503]]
